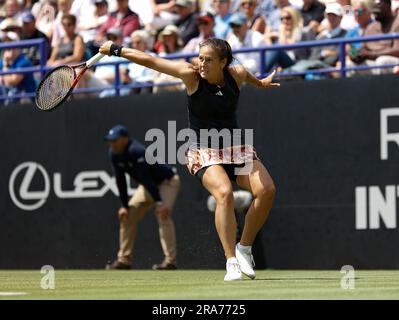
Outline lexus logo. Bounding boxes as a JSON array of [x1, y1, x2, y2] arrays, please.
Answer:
[[8, 161, 136, 211], [9, 162, 50, 211]]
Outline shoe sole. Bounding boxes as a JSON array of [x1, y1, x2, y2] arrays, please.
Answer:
[[224, 277, 242, 281], [241, 271, 256, 280]]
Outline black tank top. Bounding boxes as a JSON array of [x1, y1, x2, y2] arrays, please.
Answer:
[[187, 68, 242, 148]]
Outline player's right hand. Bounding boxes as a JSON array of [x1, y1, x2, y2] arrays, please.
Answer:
[[99, 41, 114, 56], [118, 207, 128, 221], [259, 69, 280, 89]]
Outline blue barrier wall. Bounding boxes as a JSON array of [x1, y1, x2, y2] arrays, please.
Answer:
[[2, 33, 399, 103]]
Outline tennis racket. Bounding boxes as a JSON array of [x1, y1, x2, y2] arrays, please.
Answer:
[[35, 52, 105, 111]]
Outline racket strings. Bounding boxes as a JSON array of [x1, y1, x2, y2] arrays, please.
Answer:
[[36, 66, 75, 110]]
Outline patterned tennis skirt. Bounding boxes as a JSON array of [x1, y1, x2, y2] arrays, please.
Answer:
[[185, 144, 260, 176]]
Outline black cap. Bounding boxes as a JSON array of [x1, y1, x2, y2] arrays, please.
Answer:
[[104, 125, 129, 141]]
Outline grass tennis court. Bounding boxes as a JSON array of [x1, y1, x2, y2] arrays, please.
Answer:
[[0, 270, 398, 300]]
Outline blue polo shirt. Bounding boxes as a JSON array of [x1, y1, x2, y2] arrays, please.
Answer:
[[214, 13, 233, 39], [0, 53, 36, 94], [109, 139, 175, 208]]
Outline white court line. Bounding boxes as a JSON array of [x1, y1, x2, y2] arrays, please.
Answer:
[[0, 292, 29, 296]]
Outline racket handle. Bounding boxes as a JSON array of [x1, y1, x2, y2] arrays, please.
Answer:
[[86, 53, 105, 68]]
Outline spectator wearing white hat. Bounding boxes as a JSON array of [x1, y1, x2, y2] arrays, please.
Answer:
[[286, 2, 347, 73], [0, 17, 22, 35], [156, 24, 184, 55], [319, 1, 357, 33], [311, 2, 347, 65]]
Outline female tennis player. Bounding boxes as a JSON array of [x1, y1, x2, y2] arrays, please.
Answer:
[[100, 38, 278, 281]]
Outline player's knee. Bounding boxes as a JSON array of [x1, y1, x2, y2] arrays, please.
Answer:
[[215, 186, 234, 207], [256, 183, 276, 202]]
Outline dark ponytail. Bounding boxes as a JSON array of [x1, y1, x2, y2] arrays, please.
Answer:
[[199, 38, 234, 70]]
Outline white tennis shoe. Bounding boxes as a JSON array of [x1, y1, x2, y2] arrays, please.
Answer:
[[236, 244, 256, 279], [224, 260, 242, 281]]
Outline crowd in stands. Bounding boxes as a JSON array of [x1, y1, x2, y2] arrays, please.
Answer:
[[0, 0, 399, 104]]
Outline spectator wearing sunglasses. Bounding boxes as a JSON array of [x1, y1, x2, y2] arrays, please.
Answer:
[[345, 0, 376, 63], [264, 6, 305, 72], [351, 0, 399, 74], [266, 0, 291, 36]]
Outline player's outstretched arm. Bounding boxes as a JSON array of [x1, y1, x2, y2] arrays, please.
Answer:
[[229, 64, 280, 89], [248, 69, 280, 88], [99, 41, 197, 85]]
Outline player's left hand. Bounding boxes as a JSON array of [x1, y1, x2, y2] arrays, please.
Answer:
[[99, 41, 114, 56], [155, 205, 171, 221], [259, 69, 280, 88]]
